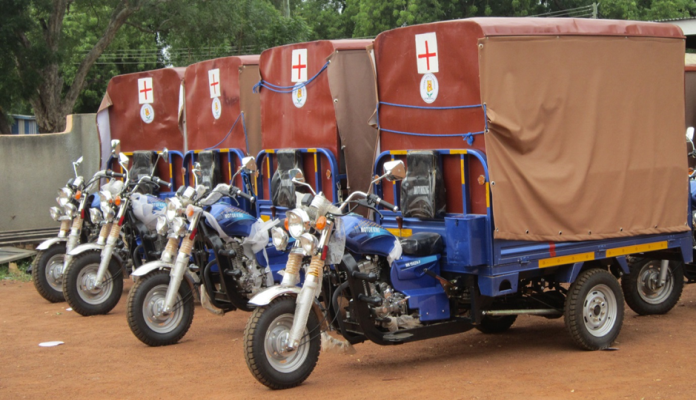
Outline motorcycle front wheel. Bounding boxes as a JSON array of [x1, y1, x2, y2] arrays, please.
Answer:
[[126, 270, 194, 346], [31, 244, 66, 303], [243, 297, 321, 390], [63, 250, 123, 316]]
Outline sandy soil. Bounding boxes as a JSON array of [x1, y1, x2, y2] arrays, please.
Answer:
[[2, 278, 696, 400]]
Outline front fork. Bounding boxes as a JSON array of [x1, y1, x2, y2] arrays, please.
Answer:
[[287, 220, 334, 350], [95, 223, 122, 285], [163, 216, 199, 313], [62, 216, 85, 273]]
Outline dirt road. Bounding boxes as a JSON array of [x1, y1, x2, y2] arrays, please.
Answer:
[[2, 278, 696, 400]]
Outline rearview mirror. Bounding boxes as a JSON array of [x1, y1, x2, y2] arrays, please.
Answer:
[[687, 127, 694, 142], [289, 169, 304, 183], [193, 162, 202, 176], [75, 156, 84, 166], [111, 140, 121, 156], [161, 148, 169, 161], [118, 153, 129, 165], [241, 156, 257, 173], [383, 160, 406, 182]]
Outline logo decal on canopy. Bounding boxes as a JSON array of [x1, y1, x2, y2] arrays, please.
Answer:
[[291, 49, 308, 83], [138, 78, 154, 104]]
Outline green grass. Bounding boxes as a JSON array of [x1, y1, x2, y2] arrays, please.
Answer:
[[0, 257, 34, 282]]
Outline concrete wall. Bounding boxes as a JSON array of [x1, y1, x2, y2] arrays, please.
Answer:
[[0, 114, 100, 233]]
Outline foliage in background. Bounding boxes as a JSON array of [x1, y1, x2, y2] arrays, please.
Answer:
[[0, 257, 33, 282], [0, 0, 693, 134]]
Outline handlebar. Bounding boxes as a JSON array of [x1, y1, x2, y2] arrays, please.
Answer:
[[374, 197, 398, 212], [231, 187, 255, 203]]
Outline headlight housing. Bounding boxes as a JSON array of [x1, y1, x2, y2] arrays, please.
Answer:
[[57, 187, 72, 207], [170, 217, 187, 236], [286, 209, 310, 239], [299, 233, 318, 255], [64, 203, 76, 219], [49, 207, 62, 221], [166, 197, 183, 221], [89, 208, 103, 224], [271, 227, 289, 251], [156, 215, 167, 235]]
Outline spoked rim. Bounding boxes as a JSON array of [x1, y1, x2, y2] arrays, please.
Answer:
[[142, 284, 184, 334], [76, 263, 113, 305], [264, 313, 311, 373], [583, 283, 618, 337], [637, 261, 674, 305], [45, 254, 65, 291]]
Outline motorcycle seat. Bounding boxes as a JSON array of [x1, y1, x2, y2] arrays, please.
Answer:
[[400, 232, 444, 257]]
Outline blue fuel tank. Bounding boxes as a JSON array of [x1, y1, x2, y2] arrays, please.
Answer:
[[342, 214, 398, 258], [205, 202, 257, 237]]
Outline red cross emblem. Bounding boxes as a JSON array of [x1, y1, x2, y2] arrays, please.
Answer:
[[418, 41, 437, 71], [210, 79, 219, 91], [140, 81, 152, 100], [292, 54, 307, 80]]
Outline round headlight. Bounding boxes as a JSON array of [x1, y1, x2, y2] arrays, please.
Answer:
[[271, 227, 289, 250], [49, 207, 62, 221], [89, 208, 103, 224], [299, 233, 318, 255], [166, 197, 183, 221], [64, 203, 76, 219], [287, 209, 310, 239], [156, 215, 167, 235], [57, 187, 72, 207], [171, 217, 186, 236]]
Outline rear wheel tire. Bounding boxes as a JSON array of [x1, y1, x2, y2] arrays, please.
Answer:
[[565, 268, 624, 350], [31, 244, 66, 303], [244, 297, 321, 390], [126, 270, 194, 346], [476, 314, 517, 334], [62, 251, 123, 316], [621, 258, 683, 315]]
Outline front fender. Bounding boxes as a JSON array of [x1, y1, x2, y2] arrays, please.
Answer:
[[249, 286, 301, 307], [68, 243, 104, 256], [131, 261, 173, 278], [37, 238, 67, 251], [249, 285, 327, 330]]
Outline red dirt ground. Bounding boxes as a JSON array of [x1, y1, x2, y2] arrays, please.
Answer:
[[2, 279, 696, 400]]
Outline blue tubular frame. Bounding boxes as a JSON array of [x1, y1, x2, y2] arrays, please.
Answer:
[[255, 148, 345, 221], [372, 149, 694, 297], [108, 150, 185, 199]]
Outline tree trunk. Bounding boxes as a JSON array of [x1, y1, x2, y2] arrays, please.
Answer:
[[0, 110, 12, 134]]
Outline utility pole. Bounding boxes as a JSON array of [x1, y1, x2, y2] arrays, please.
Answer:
[[283, 0, 290, 17], [592, 2, 599, 19]]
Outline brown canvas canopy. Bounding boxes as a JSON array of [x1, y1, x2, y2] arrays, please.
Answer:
[[97, 67, 185, 166], [258, 39, 377, 199], [184, 56, 261, 155], [373, 18, 689, 241]]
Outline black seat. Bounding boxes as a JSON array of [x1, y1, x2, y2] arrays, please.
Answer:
[[400, 151, 446, 219], [197, 151, 221, 189], [400, 232, 444, 257], [130, 151, 156, 194], [271, 150, 303, 208]]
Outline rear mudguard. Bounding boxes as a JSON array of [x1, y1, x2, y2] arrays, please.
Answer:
[[68, 243, 104, 256], [131, 260, 201, 286], [37, 238, 67, 251], [249, 286, 327, 330]]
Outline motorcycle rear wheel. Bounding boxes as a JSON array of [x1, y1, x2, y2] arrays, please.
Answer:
[[31, 244, 66, 303], [244, 297, 321, 390], [126, 270, 194, 346], [62, 250, 123, 316]]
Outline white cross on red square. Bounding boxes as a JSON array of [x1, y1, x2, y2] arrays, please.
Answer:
[[291, 49, 308, 83], [415, 32, 439, 74]]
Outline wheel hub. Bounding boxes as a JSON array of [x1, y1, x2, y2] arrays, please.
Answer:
[[76, 264, 113, 305], [142, 284, 184, 334], [264, 313, 309, 373], [582, 284, 617, 337], [638, 262, 673, 304], [45, 255, 65, 290]]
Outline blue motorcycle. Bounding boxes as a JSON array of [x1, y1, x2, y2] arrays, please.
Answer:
[[126, 156, 289, 346]]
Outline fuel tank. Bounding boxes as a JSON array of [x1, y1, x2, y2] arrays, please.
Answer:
[[131, 193, 166, 231], [205, 202, 257, 238], [342, 214, 398, 258]]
